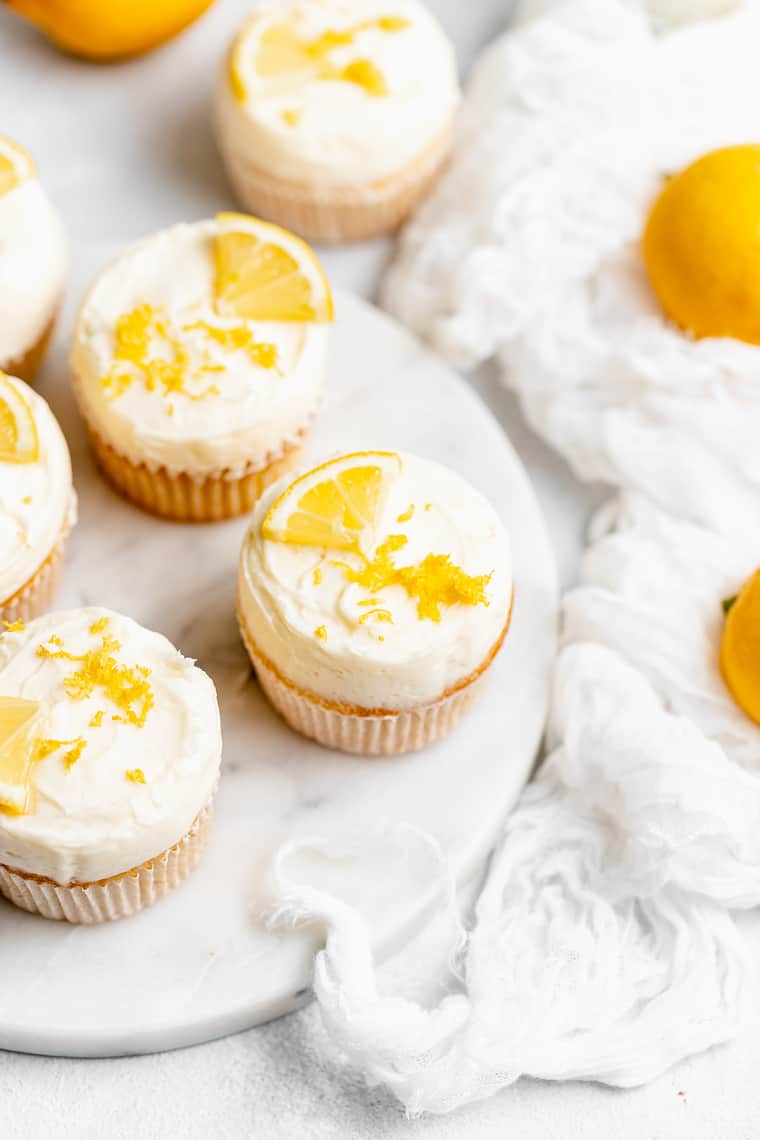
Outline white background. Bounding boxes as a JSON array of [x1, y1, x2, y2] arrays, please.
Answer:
[[1, 0, 757, 1135]]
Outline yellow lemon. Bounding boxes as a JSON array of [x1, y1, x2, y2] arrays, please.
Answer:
[[643, 145, 760, 345], [5, 0, 215, 61], [720, 568, 760, 726], [214, 212, 334, 323], [262, 451, 401, 551], [0, 136, 35, 198], [0, 695, 42, 815], [0, 373, 39, 464]]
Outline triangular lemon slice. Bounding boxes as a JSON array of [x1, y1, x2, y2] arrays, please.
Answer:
[[0, 136, 35, 199], [0, 696, 42, 815], [213, 212, 334, 323], [0, 373, 39, 464], [262, 451, 401, 552]]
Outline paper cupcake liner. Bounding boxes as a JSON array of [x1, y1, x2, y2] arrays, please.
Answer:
[[0, 523, 69, 626], [87, 426, 304, 522], [1, 309, 58, 387], [220, 123, 454, 245], [238, 616, 487, 756], [0, 797, 214, 924]]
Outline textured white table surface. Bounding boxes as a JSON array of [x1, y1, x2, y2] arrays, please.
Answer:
[[1, 0, 757, 1136]]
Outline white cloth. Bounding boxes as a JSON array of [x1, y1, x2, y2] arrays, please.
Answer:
[[272, 0, 760, 1117]]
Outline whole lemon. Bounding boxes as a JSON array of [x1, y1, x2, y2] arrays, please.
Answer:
[[4, 0, 214, 61], [643, 144, 760, 345], [720, 568, 760, 726]]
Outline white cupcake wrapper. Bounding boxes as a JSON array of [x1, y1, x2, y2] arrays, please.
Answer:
[[239, 616, 485, 756], [0, 797, 214, 924], [0, 515, 71, 626]]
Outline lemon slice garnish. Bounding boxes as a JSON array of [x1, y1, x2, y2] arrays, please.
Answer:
[[0, 373, 39, 464], [0, 136, 35, 198], [0, 696, 42, 815], [213, 212, 334, 324], [262, 451, 401, 551]]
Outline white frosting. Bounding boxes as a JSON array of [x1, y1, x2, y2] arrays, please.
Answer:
[[70, 220, 328, 476], [239, 452, 512, 709], [0, 375, 75, 603], [0, 178, 66, 366], [215, 0, 460, 188], [0, 608, 222, 884]]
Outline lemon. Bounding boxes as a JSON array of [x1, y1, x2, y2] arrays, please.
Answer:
[[643, 145, 760, 345], [0, 374, 39, 464], [0, 136, 35, 199], [0, 696, 42, 815], [721, 569, 760, 726], [262, 451, 401, 551], [214, 213, 334, 324], [4, 0, 214, 61]]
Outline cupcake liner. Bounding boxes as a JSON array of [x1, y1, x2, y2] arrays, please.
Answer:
[[1, 308, 59, 387], [238, 615, 488, 757], [220, 123, 454, 245], [0, 797, 214, 924], [87, 426, 305, 522], [1, 520, 70, 626]]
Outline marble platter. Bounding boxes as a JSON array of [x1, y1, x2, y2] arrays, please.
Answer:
[[0, 292, 558, 1058]]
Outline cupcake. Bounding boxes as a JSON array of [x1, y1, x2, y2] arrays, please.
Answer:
[[0, 608, 222, 923], [0, 136, 66, 384], [70, 213, 332, 521], [215, 0, 460, 244], [0, 372, 75, 626], [238, 450, 513, 755]]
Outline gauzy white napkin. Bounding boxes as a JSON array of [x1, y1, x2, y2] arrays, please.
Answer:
[[271, 0, 760, 1117]]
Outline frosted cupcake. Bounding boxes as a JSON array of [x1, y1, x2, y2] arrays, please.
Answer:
[[216, 0, 460, 244], [70, 213, 332, 521], [0, 372, 75, 625], [0, 136, 66, 384], [0, 608, 222, 923], [238, 450, 512, 754]]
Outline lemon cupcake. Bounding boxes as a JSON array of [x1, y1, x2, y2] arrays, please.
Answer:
[[0, 136, 66, 384], [70, 213, 332, 521], [238, 450, 512, 755], [0, 372, 75, 626], [0, 608, 222, 923], [215, 0, 460, 244]]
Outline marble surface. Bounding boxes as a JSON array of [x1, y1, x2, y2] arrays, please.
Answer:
[[0, 291, 557, 1057]]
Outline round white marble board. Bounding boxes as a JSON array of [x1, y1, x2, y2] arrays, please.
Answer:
[[0, 292, 558, 1058]]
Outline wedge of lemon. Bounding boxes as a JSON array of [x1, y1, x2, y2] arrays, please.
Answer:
[[0, 373, 39, 464], [262, 451, 401, 551], [0, 696, 42, 815], [213, 212, 334, 323], [0, 135, 35, 198]]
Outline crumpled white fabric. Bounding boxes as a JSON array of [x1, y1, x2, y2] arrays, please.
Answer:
[[271, 0, 760, 1117]]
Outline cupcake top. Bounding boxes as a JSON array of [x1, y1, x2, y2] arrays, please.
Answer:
[[70, 214, 331, 476], [0, 136, 66, 367], [0, 608, 221, 884], [239, 450, 512, 709], [0, 372, 75, 604], [217, 0, 460, 187]]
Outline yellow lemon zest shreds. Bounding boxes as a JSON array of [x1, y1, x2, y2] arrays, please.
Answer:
[[358, 608, 393, 626], [100, 304, 228, 405], [358, 597, 379, 607], [89, 710, 105, 728], [22, 496, 32, 505], [246, 16, 408, 98], [36, 620, 155, 728], [396, 504, 415, 524], [312, 566, 323, 586], [126, 768, 146, 784], [314, 625, 328, 642], [3, 620, 25, 632], [34, 737, 87, 771], [343, 535, 492, 623], [281, 108, 301, 126], [183, 320, 279, 371], [89, 616, 110, 635]]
